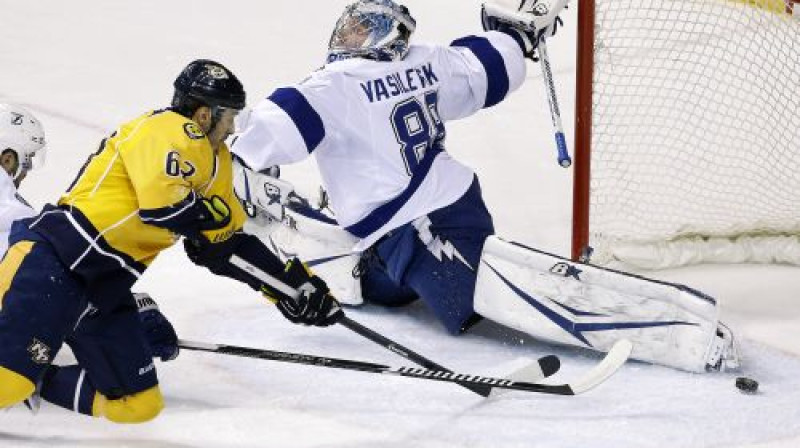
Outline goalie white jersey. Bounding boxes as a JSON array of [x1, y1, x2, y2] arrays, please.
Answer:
[[232, 31, 526, 251], [0, 170, 35, 255]]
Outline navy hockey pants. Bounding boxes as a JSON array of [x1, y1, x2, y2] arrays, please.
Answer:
[[0, 235, 158, 400], [361, 177, 494, 334]]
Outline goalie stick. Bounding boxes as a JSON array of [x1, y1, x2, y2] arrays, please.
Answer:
[[230, 254, 530, 397], [538, 38, 572, 168], [178, 338, 631, 396]]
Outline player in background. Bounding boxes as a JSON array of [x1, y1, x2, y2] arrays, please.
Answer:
[[0, 60, 343, 424], [0, 104, 45, 257], [233, 0, 739, 374]]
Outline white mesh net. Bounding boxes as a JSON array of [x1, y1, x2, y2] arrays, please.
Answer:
[[586, 0, 800, 268]]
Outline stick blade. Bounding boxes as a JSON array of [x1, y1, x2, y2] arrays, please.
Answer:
[[488, 354, 562, 398], [568, 339, 633, 395]]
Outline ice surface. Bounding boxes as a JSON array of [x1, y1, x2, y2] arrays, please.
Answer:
[[1, 1, 798, 447]]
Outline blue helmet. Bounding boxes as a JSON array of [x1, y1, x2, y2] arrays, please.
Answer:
[[327, 0, 416, 63]]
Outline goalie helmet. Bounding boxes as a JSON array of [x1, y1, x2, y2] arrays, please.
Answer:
[[172, 59, 246, 115], [0, 103, 46, 173], [327, 0, 416, 63]]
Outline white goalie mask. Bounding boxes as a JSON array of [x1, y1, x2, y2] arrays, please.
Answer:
[[327, 0, 416, 63], [0, 103, 46, 177]]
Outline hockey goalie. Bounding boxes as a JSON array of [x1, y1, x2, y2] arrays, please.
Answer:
[[229, 0, 740, 374]]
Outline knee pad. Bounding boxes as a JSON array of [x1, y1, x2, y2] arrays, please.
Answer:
[[0, 366, 35, 407], [92, 386, 164, 424]]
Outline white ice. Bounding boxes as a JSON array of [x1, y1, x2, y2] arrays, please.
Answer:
[[1, 1, 799, 447]]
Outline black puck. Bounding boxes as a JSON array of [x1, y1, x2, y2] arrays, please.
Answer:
[[735, 377, 759, 394]]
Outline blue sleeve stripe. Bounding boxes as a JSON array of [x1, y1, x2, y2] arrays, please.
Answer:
[[267, 88, 325, 153], [450, 36, 510, 108], [345, 145, 443, 239]]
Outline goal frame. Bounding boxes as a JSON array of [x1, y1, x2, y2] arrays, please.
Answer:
[[571, 0, 799, 263]]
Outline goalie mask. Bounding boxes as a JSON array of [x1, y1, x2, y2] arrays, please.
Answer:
[[327, 0, 416, 63], [0, 103, 46, 177]]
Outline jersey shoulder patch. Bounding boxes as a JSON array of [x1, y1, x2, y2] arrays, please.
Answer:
[[183, 122, 205, 140]]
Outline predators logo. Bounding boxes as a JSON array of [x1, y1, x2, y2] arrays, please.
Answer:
[[28, 338, 51, 364], [183, 122, 205, 140]]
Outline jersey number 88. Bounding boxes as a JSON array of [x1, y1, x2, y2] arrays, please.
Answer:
[[390, 91, 445, 176]]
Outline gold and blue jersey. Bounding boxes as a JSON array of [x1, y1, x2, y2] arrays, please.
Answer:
[[22, 109, 246, 302]]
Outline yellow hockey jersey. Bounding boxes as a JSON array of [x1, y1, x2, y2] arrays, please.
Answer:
[[25, 109, 246, 302]]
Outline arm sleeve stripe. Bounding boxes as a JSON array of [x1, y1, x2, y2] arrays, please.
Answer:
[[139, 191, 198, 223], [345, 145, 443, 239], [267, 88, 326, 153], [450, 36, 510, 108]]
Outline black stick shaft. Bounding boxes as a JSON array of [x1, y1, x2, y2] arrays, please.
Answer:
[[338, 316, 492, 396], [178, 339, 574, 395], [228, 254, 491, 396]]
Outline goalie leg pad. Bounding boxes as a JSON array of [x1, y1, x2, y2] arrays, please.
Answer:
[[250, 203, 365, 305], [474, 236, 727, 372]]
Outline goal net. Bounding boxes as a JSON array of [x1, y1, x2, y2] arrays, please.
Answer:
[[572, 0, 800, 268]]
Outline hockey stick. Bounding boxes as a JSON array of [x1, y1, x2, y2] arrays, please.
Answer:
[[230, 255, 543, 396], [178, 338, 631, 396], [339, 315, 559, 394], [538, 38, 572, 168]]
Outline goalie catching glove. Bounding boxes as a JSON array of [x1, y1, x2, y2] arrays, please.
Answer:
[[262, 258, 344, 327], [481, 0, 568, 59]]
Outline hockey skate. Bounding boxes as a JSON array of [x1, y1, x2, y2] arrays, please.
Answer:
[[22, 394, 41, 415], [705, 323, 741, 372]]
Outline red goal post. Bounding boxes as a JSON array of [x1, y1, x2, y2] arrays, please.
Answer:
[[572, 0, 800, 268]]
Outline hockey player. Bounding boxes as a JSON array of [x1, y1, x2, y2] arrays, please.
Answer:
[[0, 104, 45, 257], [0, 59, 343, 423], [0, 104, 185, 415], [232, 0, 739, 373]]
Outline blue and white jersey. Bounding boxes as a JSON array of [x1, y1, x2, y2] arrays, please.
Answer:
[[232, 31, 526, 251], [0, 170, 35, 255]]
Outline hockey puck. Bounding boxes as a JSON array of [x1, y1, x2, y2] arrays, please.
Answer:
[[735, 377, 759, 394]]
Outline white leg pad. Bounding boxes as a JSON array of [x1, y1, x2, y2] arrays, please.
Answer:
[[474, 236, 723, 372], [246, 207, 363, 306]]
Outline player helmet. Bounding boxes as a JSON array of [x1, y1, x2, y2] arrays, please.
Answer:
[[172, 59, 246, 115], [327, 0, 416, 63], [0, 103, 46, 173]]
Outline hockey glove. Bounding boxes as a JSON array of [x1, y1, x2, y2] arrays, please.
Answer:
[[198, 195, 232, 231], [135, 292, 180, 362], [261, 258, 344, 327], [482, 0, 567, 58], [232, 158, 293, 223]]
